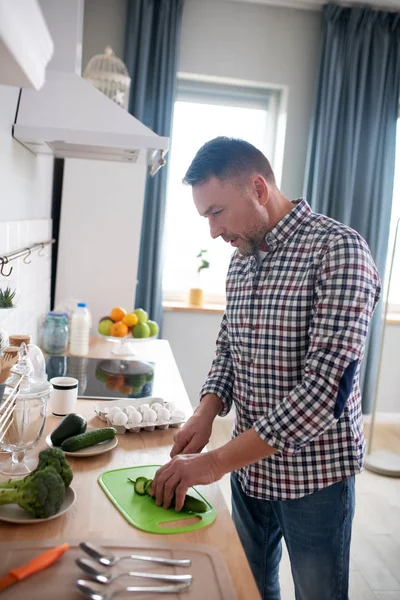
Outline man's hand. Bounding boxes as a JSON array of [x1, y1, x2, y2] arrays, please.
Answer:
[[170, 412, 214, 457], [150, 452, 222, 511], [151, 427, 277, 512]]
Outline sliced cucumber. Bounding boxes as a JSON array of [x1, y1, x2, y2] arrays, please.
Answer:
[[144, 479, 153, 495], [134, 477, 148, 495]]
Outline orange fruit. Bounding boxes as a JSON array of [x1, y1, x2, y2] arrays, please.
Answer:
[[110, 307, 127, 322], [105, 375, 124, 391], [123, 312, 139, 328], [110, 321, 128, 337], [119, 385, 134, 395]]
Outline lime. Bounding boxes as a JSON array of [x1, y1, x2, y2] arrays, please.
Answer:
[[133, 308, 148, 324], [147, 320, 159, 337], [132, 322, 150, 338]]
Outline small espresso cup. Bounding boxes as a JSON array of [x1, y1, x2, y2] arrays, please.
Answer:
[[50, 377, 79, 417]]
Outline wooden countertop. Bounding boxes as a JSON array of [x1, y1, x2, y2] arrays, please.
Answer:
[[0, 337, 260, 600]]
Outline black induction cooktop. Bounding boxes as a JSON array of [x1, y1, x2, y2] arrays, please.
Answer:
[[45, 356, 155, 400]]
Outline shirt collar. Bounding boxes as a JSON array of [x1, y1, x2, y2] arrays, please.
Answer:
[[264, 198, 311, 252]]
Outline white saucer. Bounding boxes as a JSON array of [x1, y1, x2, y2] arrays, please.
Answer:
[[0, 486, 76, 524], [45, 431, 118, 457]]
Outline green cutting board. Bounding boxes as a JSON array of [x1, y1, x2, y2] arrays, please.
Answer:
[[98, 465, 217, 534]]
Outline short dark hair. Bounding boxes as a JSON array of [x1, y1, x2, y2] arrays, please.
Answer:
[[183, 137, 276, 186]]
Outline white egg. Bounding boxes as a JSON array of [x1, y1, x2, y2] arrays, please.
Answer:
[[124, 405, 136, 415], [159, 408, 171, 421], [112, 411, 128, 426], [128, 411, 142, 424], [108, 406, 122, 420], [143, 408, 157, 423], [151, 402, 163, 413], [171, 409, 185, 421], [138, 403, 150, 414]]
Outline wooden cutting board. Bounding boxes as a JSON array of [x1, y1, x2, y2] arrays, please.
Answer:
[[0, 539, 236, 599]]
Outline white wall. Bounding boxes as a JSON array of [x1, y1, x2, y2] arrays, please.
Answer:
[[179, 0, 321, 199], [162, 311, 222, 405], [0, 85, 53, 343], [0, 86, 53, 222], [82, 0, 127, 72], [55, 159, 147, 329]]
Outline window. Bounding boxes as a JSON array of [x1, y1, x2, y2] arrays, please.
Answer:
[[162, 77, 284, 305], [386, 119, 400, 313]]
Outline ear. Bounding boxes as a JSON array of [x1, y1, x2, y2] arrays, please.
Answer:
[[253, 175, 269, 206]]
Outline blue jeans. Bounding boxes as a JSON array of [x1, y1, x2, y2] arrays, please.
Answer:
[[231, 473, 355, 600]]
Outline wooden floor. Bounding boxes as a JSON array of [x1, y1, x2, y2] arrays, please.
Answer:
[[208, 417, 400, 600]]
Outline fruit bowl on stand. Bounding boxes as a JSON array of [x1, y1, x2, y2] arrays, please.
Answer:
[[97, 307, 159, 358], [99, 333, 158, 357]]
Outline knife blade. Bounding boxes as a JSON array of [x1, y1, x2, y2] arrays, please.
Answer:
[[0, 543, 69, 592]]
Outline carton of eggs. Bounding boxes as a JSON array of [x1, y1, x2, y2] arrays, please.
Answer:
[[94, 397, 186, 434]]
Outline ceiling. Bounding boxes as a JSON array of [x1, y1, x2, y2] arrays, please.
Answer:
[[225, 0, 400, 10]]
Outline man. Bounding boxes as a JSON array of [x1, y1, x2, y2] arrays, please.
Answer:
[[151, 137, 381, 600]]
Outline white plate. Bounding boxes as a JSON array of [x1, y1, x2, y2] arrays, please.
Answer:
[[0, 486, 76, 524], [45, 431, 118, 457]]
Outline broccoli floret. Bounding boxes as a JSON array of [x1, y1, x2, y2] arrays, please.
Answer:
[[0, 448, 73, 489], [0, 466, 65, 518]]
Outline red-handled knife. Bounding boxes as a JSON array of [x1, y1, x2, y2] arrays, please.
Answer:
[[0, 543, 69, 592]]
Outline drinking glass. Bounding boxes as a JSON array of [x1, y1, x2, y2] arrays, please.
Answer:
[[0, 394, 47, 476]]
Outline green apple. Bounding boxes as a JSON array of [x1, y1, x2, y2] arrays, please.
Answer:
[[147, 320, 159, 337], [132, 322, 150, 338], [133, 308, 148, 324], [98, 319, 113, 336], [95, 367, 108, 383]]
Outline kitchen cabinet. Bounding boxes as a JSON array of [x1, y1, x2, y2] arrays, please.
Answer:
[[0, 0, 53, 90]]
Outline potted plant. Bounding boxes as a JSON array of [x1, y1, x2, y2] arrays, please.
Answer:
[[0, 285, 17, 309], [188, 249, 210, 307]]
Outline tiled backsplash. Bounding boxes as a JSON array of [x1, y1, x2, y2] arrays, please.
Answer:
[[0, 219, 52, 344]]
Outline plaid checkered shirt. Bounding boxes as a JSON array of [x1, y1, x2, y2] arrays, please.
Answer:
[[200, 199, 381, 500]]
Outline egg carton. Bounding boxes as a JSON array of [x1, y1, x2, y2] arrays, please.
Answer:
[[94, 397, 186, 434]]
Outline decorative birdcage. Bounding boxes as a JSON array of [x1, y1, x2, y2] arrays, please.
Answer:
[[83, 46, 131, 110]]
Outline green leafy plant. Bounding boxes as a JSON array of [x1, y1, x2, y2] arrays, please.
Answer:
[[196, 249, 210, 274], [0, 286, 17, 308]]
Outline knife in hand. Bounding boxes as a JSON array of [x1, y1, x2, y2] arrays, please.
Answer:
[[0, 543, 69, 592]]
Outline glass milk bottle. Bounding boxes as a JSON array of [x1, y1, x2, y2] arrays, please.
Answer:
[[69, 302, 91, 356]]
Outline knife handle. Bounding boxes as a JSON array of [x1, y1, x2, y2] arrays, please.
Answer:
[[10, 544, 69, 581]]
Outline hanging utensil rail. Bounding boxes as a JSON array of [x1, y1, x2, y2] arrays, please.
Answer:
[[0, 239, 55, 277]]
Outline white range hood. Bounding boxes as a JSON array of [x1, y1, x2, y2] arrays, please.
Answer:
[[12, 0, 168, 165], [13, 70, 168, 163]]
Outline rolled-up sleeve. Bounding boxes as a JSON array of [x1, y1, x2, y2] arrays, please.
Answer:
[[200, 312, 234, 417], [254, 234, 381, 455]]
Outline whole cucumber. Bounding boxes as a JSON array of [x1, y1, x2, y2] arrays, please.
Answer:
[[132, 477, 208, 513], [172, 493, 208, 514], [61, 427, 116, 452]]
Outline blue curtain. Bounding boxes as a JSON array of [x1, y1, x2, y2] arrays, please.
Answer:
[[124, 0, 184, 330], [304, 3, 400, 412]]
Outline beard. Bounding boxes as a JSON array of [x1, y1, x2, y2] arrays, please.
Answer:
[[237, 238, 259, 257]]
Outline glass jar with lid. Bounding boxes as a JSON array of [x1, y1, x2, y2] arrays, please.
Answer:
[[0, 342, 52, 475], [41, 312, 69, 355]]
